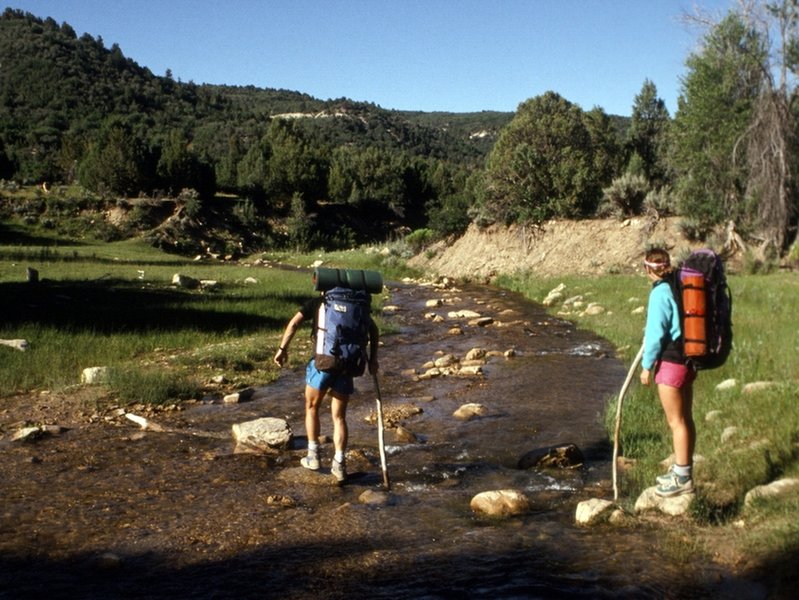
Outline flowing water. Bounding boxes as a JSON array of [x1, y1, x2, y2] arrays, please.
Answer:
[[0, 279, 761, 599]]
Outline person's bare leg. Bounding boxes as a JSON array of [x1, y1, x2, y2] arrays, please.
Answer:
[[305, 385, 324, 446], [302, 385, 325, 469], [658, 383, 694, 467], [330, 391, 349, 454]]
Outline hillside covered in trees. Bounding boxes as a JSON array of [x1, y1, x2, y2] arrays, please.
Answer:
[[1, 4, 797, 259]]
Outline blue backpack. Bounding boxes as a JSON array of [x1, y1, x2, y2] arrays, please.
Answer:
[[314, 287, 371, 376]]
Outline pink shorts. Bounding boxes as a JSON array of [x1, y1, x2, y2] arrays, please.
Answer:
[[654, 360, 696, 388]]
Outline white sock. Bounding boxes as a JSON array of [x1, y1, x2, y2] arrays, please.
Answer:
[[673, 464, 691, 478], [334, 450, 344, 463], [308, 441, 319, 455]]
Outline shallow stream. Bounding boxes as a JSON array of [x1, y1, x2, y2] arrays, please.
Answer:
[[0, 279, 761, 599]]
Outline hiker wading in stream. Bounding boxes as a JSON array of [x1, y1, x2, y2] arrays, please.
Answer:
[[640, 248, 697, 498], [274, 293, 379, 483]]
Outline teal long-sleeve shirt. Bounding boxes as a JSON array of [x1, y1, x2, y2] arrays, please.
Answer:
[[642, 279, 682, 370]]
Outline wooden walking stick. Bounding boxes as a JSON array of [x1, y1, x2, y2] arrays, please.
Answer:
[[612, 343, 645, 501], [372, 372, 391, 490]]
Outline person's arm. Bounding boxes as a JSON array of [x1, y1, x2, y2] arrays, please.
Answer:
[[274, 311, 305, 366], [367, 319, 379, 374], [640, 283, 672, 385]]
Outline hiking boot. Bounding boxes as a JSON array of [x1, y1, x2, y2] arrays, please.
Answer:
[[301, 453, 320, 471], [655, 473, 694, 497], [331, 458, 347, 483], [656, 465, 675, 486]]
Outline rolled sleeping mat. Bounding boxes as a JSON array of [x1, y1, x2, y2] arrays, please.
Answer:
[[313, 267, 383, 293]]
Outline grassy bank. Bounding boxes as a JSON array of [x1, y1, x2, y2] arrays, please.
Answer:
[[497, 269, 799, 584], [0, 235, 413, 405]]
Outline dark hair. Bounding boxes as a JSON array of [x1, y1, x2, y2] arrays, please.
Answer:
[[644, 248, 672, 276]]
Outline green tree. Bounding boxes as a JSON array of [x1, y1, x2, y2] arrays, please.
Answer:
[[481, 91, 601, 223], [156, 129, 215, 199], [262, 119, 327, 206], [627, 79, 671, 187], [286, 192, 313, 251], [236, 136, 270, 200], [669, 13, 765, 231], [77, 118, 152, 196]]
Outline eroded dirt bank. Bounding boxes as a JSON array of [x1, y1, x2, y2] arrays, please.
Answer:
[[411, 217, 714, 279]]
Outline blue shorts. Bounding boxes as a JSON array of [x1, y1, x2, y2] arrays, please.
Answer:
[[305, 359, 354, 395], [654, 360, 697, 389]]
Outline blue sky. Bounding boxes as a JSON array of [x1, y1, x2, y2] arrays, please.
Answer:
[[10, 0, 735, 116]]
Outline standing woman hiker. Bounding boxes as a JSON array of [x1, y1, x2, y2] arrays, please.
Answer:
[[640, 248, 697, 497], [274, 293, 379, 483]]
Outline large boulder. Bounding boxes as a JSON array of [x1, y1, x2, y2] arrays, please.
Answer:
[[575, 498, 615, 526], [232, 417, 292, 453], [634, 486, 694, 516], [744, 478, 799, 507]]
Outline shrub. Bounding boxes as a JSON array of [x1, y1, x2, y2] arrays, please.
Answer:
[[405, 228, 435, 253], [599, 173, 649, 218]]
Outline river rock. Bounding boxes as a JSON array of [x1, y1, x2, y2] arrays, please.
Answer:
[[470, 489, 531, 517], [742, 381, 777, 394], [464, 347, 486, 361], [223, 387, 255, 404], [434, 354, 458, 368], [172, 273, 200, 289], [394, 425, 418, 443], [542, 284, 565, 306], [448, 309, 482, 319], [716, 378, 738, 391], [453, 403, 487, 420], [575, 498, 615, 526], [425, 298, 443, 308], [469, 316, 494, 327], [583, 303, 605, 316], [518, 443, 584, 470], [720, 426, 739, 444], [81, 366, 110, 384], [634, 486, 694, 516], [232, 417, 292, 452], [359, 489, 391, 506], [0, 338, 29, 351], [744, 478, 799, 507], [10, 425, 65, 442], [458, 365, 483, 376]]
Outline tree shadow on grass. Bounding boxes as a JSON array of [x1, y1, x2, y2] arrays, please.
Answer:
[[0, 221, 90, 247], [0, 280, 309, 334]]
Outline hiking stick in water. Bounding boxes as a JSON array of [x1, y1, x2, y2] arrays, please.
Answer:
[[372, 372, 391, 490], [612, 343, 645, 501]]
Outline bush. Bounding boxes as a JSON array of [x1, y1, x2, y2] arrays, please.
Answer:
[[599, 173, 649, 218], [643, 186, 677, 217], [405, 228, 435, 253]]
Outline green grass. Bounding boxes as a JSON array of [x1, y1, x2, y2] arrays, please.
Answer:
[[497, 269, 799, 569], [0, 233, 408, 405]]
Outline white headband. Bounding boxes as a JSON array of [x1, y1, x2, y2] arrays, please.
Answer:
[[643, 258, 669, 268]]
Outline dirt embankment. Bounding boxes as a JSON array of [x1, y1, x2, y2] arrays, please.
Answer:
[[411, 217, 723, 279]]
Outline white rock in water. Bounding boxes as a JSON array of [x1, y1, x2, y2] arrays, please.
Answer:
[[232, 417, 292, 451], [470, 489, 531, 517], [575, 498, 615, 526]]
